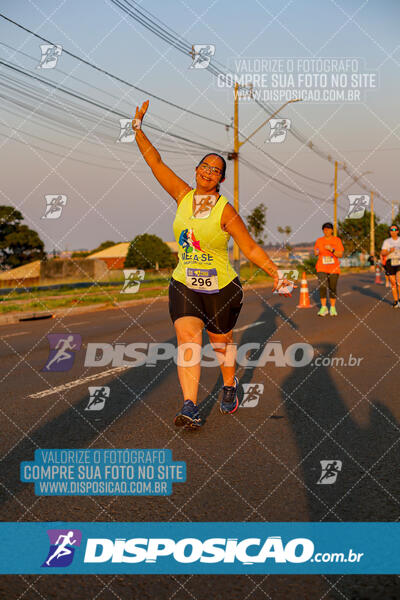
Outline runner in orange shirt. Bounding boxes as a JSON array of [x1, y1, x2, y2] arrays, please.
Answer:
[[314, 222, 344, 316]]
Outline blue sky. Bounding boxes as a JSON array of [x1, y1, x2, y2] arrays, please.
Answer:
[[1, 0, 399, 251]]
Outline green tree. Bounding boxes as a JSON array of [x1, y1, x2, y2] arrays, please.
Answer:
[[277, 225, 292, 251], [391, 208, 400, 230], [297, 254, 317, 276], [124, 234, 175, 269], [246, 204, 267, 245], [0, 205, 45, 270], [71, 251, 90, 258], [90, 240, 116, 255], [338, 210, 388, 255]]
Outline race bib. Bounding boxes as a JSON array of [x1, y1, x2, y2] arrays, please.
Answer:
[[391, 258, 400, 266], [322, 256, 335, 265], [186, 268, 219, 293]]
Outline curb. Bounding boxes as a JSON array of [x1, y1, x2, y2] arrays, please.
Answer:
[[0, 272, 356, 327]]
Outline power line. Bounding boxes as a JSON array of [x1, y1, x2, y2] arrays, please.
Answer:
[[0, 11, 333, 191], [0, 12, 231, 128], [0, 58, 227, 154], [240, 156, 328, 203], [111, 0, 389, 204], [0, 41, 227, 150]]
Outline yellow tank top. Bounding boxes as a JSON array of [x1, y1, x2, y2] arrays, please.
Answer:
[[172, 189, 238, 293]]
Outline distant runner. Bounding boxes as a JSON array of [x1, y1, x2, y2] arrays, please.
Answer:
[[314, 222, 344, 317], [381, 224, 400, 308], [133, 100, 282, 428]]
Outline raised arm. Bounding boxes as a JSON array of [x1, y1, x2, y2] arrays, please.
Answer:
[[221, 203, 279, 286], [133, 101, 191, 204]]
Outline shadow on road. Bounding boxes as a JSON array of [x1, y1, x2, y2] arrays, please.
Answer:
[[351, 284, 392, 305], [197, 299, 297, 421], [280, 341, 399, 598], [0, 333, 180, 511]]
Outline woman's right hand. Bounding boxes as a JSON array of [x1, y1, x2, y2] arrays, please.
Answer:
[[134, 100, 149, 123]]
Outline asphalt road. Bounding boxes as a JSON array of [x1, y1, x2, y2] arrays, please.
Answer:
[[0, 272, 399, 599]]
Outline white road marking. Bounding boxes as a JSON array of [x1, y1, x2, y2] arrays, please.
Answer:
[[234, 321, 265, 332], [342, 292, 352, 296], [0, 331, 29, 339], [67, 321, 89, 325], [363, 285, 371, 288], [28, 366, 130, 399]]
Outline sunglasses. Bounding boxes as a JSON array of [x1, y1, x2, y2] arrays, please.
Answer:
[[390, 228, 398, 232]]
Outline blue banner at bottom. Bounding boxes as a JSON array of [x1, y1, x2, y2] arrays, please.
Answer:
[[0, 522, 398, 574]]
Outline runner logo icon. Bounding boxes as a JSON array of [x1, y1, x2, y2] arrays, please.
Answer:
[[274, 269, 298, 296], [267, 119, 291, 143], [121, 269, 145, 293], [85, 386, 110, 411], [117, 119, 136, 143], [37, 44, 62, 69], [241, 383, 264, 407], [42, 334, 82, 372], [42, 529, 82, 567], [42, 195, 67, 219], [347, 195, 369, 219], [189, 44, 215, 69], [317, 460, 343, 484]]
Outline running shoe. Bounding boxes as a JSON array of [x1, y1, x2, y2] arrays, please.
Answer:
[[330, 306, 338, 316], [318, 306, 329, 317], [174, 400, 202, 428], [393, 301, 400, 309], [220, 376, 239, 414]]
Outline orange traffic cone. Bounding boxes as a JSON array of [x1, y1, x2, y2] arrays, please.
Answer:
[[374, 266, 383, 284], [297, 271, 313, 308]]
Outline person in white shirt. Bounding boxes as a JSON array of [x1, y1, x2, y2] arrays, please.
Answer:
[[381, 225, 400, 308]]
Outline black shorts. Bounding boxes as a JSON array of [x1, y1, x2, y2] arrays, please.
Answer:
[[384, 260, 400, 276], [169, 277, 243, 334]]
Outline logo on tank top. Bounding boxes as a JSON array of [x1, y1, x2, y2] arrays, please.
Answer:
[[178, 229, 204, 254]]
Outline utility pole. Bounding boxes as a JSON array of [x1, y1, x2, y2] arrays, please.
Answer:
[[333, 160, 338, 236], [370, 191, 375, 257], [229, 84, 301, 274], [232, 82, 240, 273], [392, 200, 395, 222]]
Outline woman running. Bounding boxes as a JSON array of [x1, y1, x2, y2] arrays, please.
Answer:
[[133, 100, 280, 428], [314, 222, 344, 316], [381, 224, 400, 308]]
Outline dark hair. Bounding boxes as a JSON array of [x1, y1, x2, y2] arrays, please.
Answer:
[[390, 224, 399, 231], [197, 153, 226, 192], [322, 222, 334, 230]]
